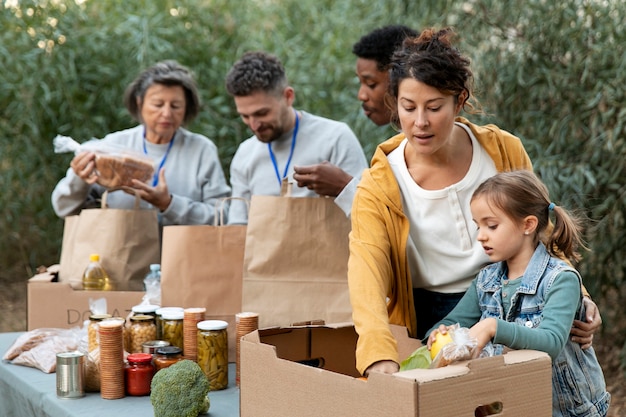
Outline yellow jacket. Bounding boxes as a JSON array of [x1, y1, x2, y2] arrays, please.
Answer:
[[348, 117, 533, 375]]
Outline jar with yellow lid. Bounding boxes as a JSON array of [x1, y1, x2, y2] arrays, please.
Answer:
[[197, 320, 228, 390], [128, 315, 157, 353], [88, 314, 112, 352], [160, 310, 184, 349]]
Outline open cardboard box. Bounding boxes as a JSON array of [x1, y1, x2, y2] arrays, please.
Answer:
[[240, 323, 552, 417], [27, 265, 145, 330]]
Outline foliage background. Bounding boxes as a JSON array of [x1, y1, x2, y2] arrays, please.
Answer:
[[1, 0, 625, 370]]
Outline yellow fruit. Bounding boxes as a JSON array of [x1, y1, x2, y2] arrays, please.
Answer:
[[430, 332, 454, 360]]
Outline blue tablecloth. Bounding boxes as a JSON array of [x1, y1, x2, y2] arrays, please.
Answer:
[[0, 332, 240, 417]]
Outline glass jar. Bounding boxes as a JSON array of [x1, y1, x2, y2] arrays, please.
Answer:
[[155, 307, 184, 340], [128, 315, 157, 353], [197, 320, 229, 391], [154, 346, 183, 371], [131, 304, 159, 318], [87, 314, 112, 352], [160, 310, 184, 349], [125, 353, 155, 396]]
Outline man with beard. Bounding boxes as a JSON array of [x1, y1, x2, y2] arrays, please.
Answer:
[[225, 51, 367, 224]]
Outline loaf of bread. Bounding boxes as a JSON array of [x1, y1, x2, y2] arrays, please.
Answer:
[[95, 153, 155, 188]]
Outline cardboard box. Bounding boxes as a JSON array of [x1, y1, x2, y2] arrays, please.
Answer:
[[27, 265, 145, 330], [240, 324, 553, 417]]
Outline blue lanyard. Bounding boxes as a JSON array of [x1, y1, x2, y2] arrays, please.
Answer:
[[268, 110, 299, 188], [143, 132, 175, 186]]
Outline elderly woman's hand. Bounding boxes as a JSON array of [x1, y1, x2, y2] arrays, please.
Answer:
[[70, 151, 98, 184], [130, 168, 172, 212]]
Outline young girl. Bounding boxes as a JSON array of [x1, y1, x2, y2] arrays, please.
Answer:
[[427, 170, 610, 417]]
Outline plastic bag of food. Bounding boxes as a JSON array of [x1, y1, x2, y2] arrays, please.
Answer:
[[3, 327, 85, 373], [53, 135, 156, 189], [430, 324, 478, 368]]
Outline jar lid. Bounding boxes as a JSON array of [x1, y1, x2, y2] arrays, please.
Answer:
[[197, 320, 228, 331], [130, 314, 154, 322], [89, 314, 112, 322], [156, 307, 184, 316], [156, 346, 182, 356], [132, 304, 159, 314], [127, 353, 153, 364], [160, 310, 184, 320]]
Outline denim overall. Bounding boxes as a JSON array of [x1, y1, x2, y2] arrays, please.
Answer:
[[475, 244, 610, 416]]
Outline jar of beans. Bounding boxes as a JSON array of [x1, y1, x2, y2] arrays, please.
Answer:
[[129, 315, 157, 354], [197, 320, 229, 391], [160, 310, 184, 350]]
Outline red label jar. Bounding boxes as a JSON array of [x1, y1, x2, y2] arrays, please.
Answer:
[[124, 353, 155, 396]]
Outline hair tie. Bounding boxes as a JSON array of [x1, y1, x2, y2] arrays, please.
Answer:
[[548, 202, 556, 211]]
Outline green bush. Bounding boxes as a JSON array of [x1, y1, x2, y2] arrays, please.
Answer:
[[2, 0, 624, 364]]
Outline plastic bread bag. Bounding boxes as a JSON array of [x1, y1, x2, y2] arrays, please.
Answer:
[[4, 327, 85, 373], [53, 135, 156, 189], [430, 324, 479, 368]]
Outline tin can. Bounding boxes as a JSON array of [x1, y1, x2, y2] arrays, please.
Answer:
[[142, 340, 170, 356], [56, 351, 85, 399]]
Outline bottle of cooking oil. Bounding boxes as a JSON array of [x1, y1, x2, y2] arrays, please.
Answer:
[[82, 254, 111, 291]]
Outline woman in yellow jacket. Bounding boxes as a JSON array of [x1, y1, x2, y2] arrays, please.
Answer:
[[348, 27, 600, 376]]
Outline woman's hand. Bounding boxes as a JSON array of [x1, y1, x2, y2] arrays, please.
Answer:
[[129, 168, 172, 211], [570, 296, 601, 349], [364, 360, 399, 376], [70, 151, 98, 184]]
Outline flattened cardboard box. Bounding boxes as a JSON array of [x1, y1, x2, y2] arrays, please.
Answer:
[[28, 265, 144, 330], [240, 324, 552, 417]]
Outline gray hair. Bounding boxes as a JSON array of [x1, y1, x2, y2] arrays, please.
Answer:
[[124, 60, 200, 124]]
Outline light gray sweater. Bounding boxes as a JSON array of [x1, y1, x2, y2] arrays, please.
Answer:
[[51, 125, 231, 226], [228, 111, 368, 224]]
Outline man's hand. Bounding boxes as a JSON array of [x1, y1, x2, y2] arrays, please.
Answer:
[[364, 360, 399, 376], [293, 161, 352, 197], [570, 296, 602, 349]]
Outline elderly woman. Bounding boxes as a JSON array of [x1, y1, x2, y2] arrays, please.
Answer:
[[51, 60, 231, 225]]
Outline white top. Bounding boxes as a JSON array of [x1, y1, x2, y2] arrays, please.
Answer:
[[227, 111, 368, 224], [387, 122, 497, 292]]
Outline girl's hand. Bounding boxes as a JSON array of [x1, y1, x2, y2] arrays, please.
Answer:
[[468, 318, 497, 356], [129, 168, 172, 211], [426, 325, 451, 349]]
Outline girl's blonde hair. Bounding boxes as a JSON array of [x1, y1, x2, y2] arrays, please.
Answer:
[[471, 170, 586, 262]]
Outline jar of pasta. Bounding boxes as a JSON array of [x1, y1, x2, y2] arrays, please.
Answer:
[[87, 314, 112, 352], [197, 320, 229, 391], [129, 315, 157, 354], [153, 346, 183, 371], [160, 310, 184, 349]]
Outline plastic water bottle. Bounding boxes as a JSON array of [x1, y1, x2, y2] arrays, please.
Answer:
[[82, 254, 111, 291], [144, 264, 161, 290]]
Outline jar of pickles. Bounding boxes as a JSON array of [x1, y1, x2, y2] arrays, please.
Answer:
[[87, 314, 112, 352], [155, 307, 184, 340], [125, 353, 155, 396], [128, 315, 157, 353], [160, 310, 184, 349], [154, 346, 183, 371], [197, 320, 229, 391]]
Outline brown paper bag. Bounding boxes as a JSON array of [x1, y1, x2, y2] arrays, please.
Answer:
[[58, 191, 160, 291], [242, 188, 353, 329], [160, 198, 248, 362]]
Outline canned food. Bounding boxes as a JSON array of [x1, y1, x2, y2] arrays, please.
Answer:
[[197, 320, 229, 390], [160, 310, 184, 349], [128, 315, 157, 353], [142, 340, 170, 355], [56, 351, 85, 399]]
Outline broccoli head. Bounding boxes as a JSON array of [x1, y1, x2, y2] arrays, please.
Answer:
[[150, 359, 211, 417]]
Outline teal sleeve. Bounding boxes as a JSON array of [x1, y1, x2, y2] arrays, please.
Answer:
[[494, 271, 581, 359], [422, 279, 483, 341]]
